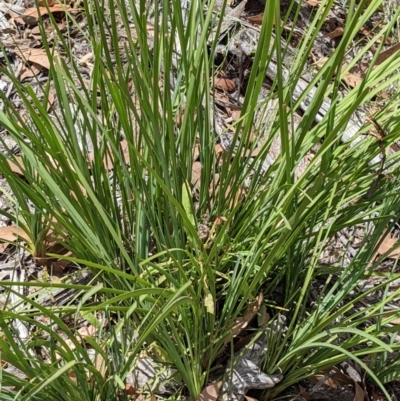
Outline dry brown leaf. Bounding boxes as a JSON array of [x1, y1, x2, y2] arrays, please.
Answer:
[[381, 311, 400, 325], [7, 158, 24, 175], [120, 140, 130, 165], [214, 91, 230, 103], [214, 216, 227, 226], [359, 26, 373, 38], [375, 42, 400, 66], [0, 27, 17, 34], [46, 91, 55, 112], [369, 387, 385, 401], [325, 27, 344, 39], [13, 14, 38, 26], [0, 243, 7, 254], [376, 234, 400, 259], [250, 147, 262, 157], [31, 20, 65, 35], [230, 109, 241, 121], [58, 325, 98, 359], [313, 56, 328, 69], [78, 325, 98, 338], [308, 0, 322, 5], [214, 77, 235, 92], [226, 185, 246, 209], [308, 367, 354, 388], [244, 396, 259, 401], [50, 256, 73, 274], [79, 52, 94, 66], [353, 380, 364, 401], [306, 0, 321, 5], [307, 367, 365, 401], [342, 72, 363, 88], [214, 144, 225, 156], [247, 13, 264, 25], [19, 62, 43, 81], [34, 236, 69, 267], [94, 348, 107, 378], [0, 37, 32, 51], [209, 173, 246, 210], [191, 161, 202, 189], [14, 48, 58, 70], [358, 28, 390, 44], [0, 226, 31, 253], [124, 384, 141, 396], [225, 293, 263, 345], [299, 386, 311, 400], [193, 139, 200, 161], [23, 4, 76, 20], [349, 62, 369, 78], [197, 382, 221, 401]]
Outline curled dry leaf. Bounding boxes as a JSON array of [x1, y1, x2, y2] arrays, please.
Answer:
[[225, 293, 264, 345], [325, 27, 344, 39], [214, 77, 236, 92], [0, 226, 30, 243], [14, 48, 59, 70], [307, 367, 365, 401], [308, 367, 352, 388], [353, 380, 364, 401], [197, 382, 221, 401], [0, 225, 31, 253], [340, 43, 400, 89], [299, 386, 311, 401], [374, 234, 400, 260], [375, 42, 400, 66], [342, 72, 363, 88], [19, 62, 43, 81], [124, 384, 141, 396], [359, 26, 391, 44], [247, 13, 264, 25], [215, 216, 227, 226]]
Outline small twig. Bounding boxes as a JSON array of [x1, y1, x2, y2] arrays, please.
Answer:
[[308, 370, 336, 395]]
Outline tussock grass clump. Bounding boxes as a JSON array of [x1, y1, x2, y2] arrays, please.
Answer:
[[0, 0, 399, 399]]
